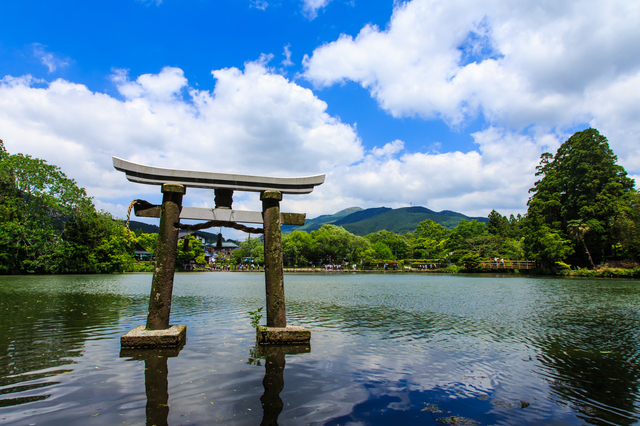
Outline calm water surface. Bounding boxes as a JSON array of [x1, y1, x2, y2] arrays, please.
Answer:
[[1, 273, 640, 425]]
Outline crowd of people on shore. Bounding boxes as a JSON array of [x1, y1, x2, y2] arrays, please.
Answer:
[[323, 264, 345, 270], [412, 263, 443, 270]]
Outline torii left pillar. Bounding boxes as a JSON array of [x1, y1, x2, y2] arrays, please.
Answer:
[[121, 184, 187, 349], [256, 190, 310, 345]]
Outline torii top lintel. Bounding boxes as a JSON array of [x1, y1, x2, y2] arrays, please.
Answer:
[[113, 157, 325, 194]]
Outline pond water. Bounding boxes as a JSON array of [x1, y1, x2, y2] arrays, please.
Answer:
[[1, 273, 640, 425]]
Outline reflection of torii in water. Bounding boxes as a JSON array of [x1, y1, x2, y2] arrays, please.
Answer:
[[257, 344, 310, 426], [116, 157, 325, 348]]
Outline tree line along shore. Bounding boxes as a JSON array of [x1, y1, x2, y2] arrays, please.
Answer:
[[1, 128, 638, 277]]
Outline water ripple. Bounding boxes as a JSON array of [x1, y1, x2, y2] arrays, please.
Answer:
[[2, 273, 640, 425]]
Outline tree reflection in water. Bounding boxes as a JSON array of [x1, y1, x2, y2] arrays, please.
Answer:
[[249, 344, 310, 426], [534, 304, 640, 425], [120, 345, 183, 426], [0, 289, 126, 409]]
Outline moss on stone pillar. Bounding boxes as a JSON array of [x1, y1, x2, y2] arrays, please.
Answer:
[[147, 184, 185, 330], [261, 190, 286, 328]]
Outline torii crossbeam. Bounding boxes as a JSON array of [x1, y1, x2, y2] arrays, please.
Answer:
[[117, 157, 324, 349]]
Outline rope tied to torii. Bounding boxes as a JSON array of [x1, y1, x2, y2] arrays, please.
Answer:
[[177, 220, 263, 234], [125, 199, 264, 240], [125, 199, 138, 244]]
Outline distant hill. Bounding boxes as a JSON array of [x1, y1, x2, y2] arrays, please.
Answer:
[[128, 221, 160, 234], [281, 207, 363, 233], [283, 206, 488, 236]]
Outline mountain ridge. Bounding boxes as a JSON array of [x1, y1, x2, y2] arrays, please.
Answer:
[[283, 206, 489, 236]]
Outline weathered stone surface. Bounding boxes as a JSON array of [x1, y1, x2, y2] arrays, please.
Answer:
[[113, 156, 325, 194], [161, 183, 186, 194], [121, 324, 187, 348], [147, 184, 184, 330], [256, 326, 311, 345], [256, 344, 310, 357], [120, 345, 184, 359], [214, 188, 233, 208], [262, 191, 286, 328], [134, 204, 161, 217], [261, 190, 283, 201], [280, 212, 305, 226]]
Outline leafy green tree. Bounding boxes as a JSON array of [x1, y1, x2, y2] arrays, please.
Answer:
[[523, 217, 573, 266], [176, 235, 206, 266], [231, 236, 264, 265], [499, 237, 525, 260], [567, 220, 596, 269], [309, 225, 369, 264], [0, 140, 120, 273], [613, 191, 640, 260], [92, 218, 135, 272], [282, 230, 313, 267], [364, 230, 410, 259], [413, 219, 451, 258], [488, 210, 510, 237], [362, 241, 394, 262], [60, 209, 134, 273], [481, 210, 525, 260], [488, 210, 524, 239], [446, 219, 487, 258], [136, 233, 158, 253], [459, 252, 482, 271], [524, 129, 635, 267], [507, 214, 524, 239], [451, 219, 487, 239]]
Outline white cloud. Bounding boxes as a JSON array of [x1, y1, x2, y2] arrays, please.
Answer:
[[0, 59, 362, 219], [32, 43, 69, 73], [302, 0, 332, 20], [111, 67, 188, 101], [282, 44, 294, 67], [6, 0, 640, 227], [302, 0, 640, 175], [0, 64, 580, 224], [586, 73, 640, 175], [280, 127, 561, 219], [250, 0, 268, 11]]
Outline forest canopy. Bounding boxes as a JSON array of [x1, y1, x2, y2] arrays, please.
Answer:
[[0, 140, 133, 273]]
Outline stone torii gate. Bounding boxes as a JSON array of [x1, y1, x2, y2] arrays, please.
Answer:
[[116, 157, 325, 348]]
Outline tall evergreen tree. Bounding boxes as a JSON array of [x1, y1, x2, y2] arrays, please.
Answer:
[[488, 210, 510, 237], [524, 128, 635, 267]]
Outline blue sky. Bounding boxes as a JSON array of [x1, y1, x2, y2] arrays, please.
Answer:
[[2, 0, 639, 236]]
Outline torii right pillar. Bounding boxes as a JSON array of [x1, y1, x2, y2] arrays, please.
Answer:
[[257, 190, 310, 345]]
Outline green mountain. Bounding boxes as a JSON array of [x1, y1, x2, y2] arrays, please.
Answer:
[[128, 220, 160, 234], [304, 206, 363, 226], [281, 207, 363, 233], [283, 206, 489, 236]]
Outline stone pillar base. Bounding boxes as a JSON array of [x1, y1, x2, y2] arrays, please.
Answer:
[[257, 325, 310, 345], [121, 324, 187, 349]]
